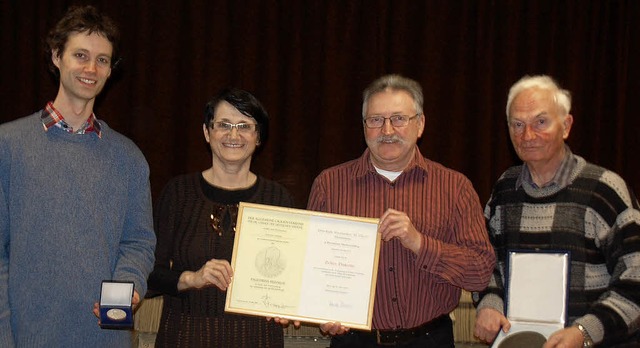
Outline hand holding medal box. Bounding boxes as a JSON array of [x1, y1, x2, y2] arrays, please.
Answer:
[[99, 281, 134, 329]]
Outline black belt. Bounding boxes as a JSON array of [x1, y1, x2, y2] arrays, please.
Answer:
[[367, 315, 451, 346]]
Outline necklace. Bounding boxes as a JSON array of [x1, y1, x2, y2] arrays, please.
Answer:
[[210, 203, 239, 236]]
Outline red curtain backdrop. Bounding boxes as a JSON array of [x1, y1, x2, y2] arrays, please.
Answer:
[[2, 0, 639, 207]]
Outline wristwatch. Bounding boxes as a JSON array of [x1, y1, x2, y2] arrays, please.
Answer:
[[573, 323, 594, 348]]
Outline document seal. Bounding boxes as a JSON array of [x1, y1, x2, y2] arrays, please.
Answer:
[[255, 246, 286, 278]]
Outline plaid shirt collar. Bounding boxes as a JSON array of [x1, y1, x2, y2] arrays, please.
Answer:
[[517, 144, 576, 189], [41, 101, 102, 138]]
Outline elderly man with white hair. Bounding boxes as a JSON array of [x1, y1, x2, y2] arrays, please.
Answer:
[[473, 75, 640, 347]]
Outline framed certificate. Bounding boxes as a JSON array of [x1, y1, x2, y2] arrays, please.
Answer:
[[225, 202, 381, 330]]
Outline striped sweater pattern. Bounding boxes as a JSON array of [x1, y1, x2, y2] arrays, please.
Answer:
[[475, 156, 640, 346]]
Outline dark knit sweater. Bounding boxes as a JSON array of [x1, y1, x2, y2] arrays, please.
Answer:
[[148, 173, 294, 348], [475, 155, 640, 346]]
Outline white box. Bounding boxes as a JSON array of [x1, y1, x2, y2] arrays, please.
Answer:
[[492, 251, 570, 348]]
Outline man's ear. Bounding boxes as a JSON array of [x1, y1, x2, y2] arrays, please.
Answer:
[[416, 113, 426, 138], [51, 49, 61, 68], [562, 114, 573, 139]]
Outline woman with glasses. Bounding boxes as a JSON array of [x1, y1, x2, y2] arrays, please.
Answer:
[[148, 87, 294, 347]]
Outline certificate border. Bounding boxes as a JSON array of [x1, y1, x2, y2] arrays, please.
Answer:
[[225, 202, 381, 330]]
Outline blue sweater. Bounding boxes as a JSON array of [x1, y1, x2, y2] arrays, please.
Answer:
[[0, 112, 156, 347]]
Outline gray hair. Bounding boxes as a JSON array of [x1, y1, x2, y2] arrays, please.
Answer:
[[506, 75, 571, 120], [362, 74, 424, 118]]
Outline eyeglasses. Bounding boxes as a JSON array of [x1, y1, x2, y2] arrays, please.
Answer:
[[211, 121, 258, 134], [363, 113, 420, 128]]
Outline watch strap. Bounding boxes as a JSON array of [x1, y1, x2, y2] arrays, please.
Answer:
[[573, 323, 594, 347]]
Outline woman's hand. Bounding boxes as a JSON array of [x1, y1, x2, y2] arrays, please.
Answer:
[[178, 259, 234, 291]]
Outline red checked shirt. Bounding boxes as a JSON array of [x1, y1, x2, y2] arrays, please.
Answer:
[[40, 102, 102, 137], [307, 146, 495, 330]]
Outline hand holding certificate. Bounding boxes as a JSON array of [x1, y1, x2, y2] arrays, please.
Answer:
[[225, 202, 381, 330]]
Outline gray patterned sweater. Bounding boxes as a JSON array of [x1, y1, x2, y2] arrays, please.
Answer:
[[474, 155, 640, 346]]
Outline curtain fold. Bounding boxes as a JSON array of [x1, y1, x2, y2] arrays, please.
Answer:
[[2, 0, 638, 205]]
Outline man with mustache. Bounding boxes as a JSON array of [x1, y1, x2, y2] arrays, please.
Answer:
[[306, 74, 495, 347]]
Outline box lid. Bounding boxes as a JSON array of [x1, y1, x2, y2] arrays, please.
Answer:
[[505, 250, 570, 325], [100, 281, 134, 307]]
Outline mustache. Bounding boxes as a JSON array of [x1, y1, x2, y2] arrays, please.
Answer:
[[376, 135, 403, 143]]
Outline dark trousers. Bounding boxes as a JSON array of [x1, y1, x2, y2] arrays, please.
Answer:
[[329, 316, 455, 348]]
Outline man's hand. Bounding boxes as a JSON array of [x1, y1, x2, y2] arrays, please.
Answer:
[[474, 308, 511, 343], [543, 327, 584, 348], [131, 290, 140, 308], [267, 317, 301, 329], [319, 322, 350, 336], [378, 208, 422, 254], [92, 290, 141, 324]]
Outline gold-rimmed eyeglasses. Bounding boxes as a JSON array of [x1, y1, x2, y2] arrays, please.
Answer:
[[363, 113, 420, 128]]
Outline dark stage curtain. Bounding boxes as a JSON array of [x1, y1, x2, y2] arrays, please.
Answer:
[[2, 0, 639, 207]]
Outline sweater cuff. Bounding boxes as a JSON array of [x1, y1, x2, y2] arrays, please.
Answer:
[[574, 314, 604, 345], [476, 293, 504, 315]]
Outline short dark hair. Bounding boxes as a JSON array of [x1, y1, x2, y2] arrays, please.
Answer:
[[204, 88, 269, 143], [46, 5, 121, 76]]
